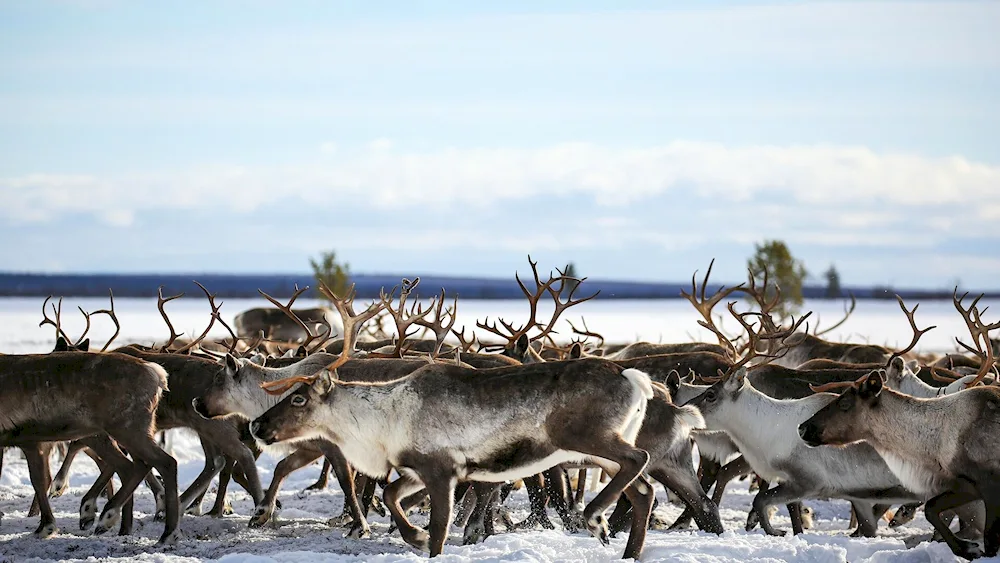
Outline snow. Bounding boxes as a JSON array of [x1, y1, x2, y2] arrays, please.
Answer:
[[2, 296, 998, 562]]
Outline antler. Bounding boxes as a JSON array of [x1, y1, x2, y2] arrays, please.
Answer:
[[953, 289, 1000, 387], [809, 371, 875, 393], [413, 288, 458, 356], [172, 281, 223, 354], [476, 256, 599, 350], [157, 286, 186, 352], [40, 296, 73, 343], [318, 281, 385, 359], [92, 289, 121, 352], [262, 282, 385, 396], [376, 278, 434, 358], [886, 295, 936, 365], [726, 302, 811, 372], [681, 259, 746, 358], [814, 293, 856, 337], [451, 326, 478, 353], [567, 316, 604, 348], [258, 284, 334, 353]]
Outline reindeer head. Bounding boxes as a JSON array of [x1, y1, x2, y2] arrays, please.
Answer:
[[192, 353, 267, 419], [798, 371, 884, 447], [688, 366, 749, 425], [250, 371, 335, 445]]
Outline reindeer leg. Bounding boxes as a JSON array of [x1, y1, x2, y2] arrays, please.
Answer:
[[788, 501, 806, 535], [651, 466, 723, 534], [561, 435, 650, 554], [207, 457, 236, 517], [514, 473, 555, 530], [452, 482, 475, 527], [463, 482, 501, 545], [384, 472, 430, 552], [545, 466, 584, 532], [747, 482, 804, 537], [252, 448, 321, 527], [711, 455, 751, 505], [180, 439, 224, 515], [619, 476, 655, 560], [975, 483, 1000, 557], [49, 440, 87, 498], [23, 445, 58, 538], [926, 482, 983, 559], [317, 443, 369, 538], [81, 435, 136, 536], [97, 434, 179, 545], [304, 458, 331, 491]]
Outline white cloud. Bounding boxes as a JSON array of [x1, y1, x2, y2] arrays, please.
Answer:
[[3, 142, 998, 224]]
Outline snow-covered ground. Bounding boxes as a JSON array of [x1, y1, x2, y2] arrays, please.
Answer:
[[2, 295, 998, 563]]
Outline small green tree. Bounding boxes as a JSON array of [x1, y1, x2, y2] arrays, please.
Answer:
[[746, 240, 807, 318], [310, 251, 351, 301], [823, 264, 842, 299]]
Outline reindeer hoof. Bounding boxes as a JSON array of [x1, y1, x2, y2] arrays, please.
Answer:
[[304, 480, 328, 492], [370, 496, 387, 518], [158, 529, 182, 545], [745, 510, 760, 531], [80, 499, 98, 530], [34, 522, 59, 539], [407, 528, 431, 552], [49, 477, 69, 498], [249, 504, 274, 527], [563, 510, 586, 534], [327, 514, 352, 528], [186, 503, 204, 517], [93, 510, 120, 536], [954, 539, 984, 560], [463, 522, 487, 545], [586, 515, 611, 546], [346, 522, 370, 539]]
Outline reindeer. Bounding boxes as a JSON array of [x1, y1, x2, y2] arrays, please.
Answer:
[[105, 283, 268, 522], [250, 354, 657, 559], [234, 304, 341, 343], [0, 351, 180, 543], [798, 292, 1000, 559]]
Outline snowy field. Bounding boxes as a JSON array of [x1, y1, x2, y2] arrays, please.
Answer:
[[2, 295, 999, 563]]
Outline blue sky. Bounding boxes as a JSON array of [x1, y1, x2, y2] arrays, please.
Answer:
[[1, 1, 998, 288]]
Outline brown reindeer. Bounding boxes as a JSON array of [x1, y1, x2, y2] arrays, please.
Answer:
[[251, 356, 657, 559], [0, 351, 180, 543]]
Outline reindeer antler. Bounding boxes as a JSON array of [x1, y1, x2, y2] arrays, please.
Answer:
[[258, 284, 335, 353], [172, 281, 223, 354], [40, 296, 73, 343], [157, 286, 186, 352], [567, 316, 604, 349], [814, 293, 856, 337], [92, 289, 121, 352], [477, 256, 598, 351], [262, 282, 385, 396], [953, 289, 1000, 387], [451, 326, 478, 353], [681, 259, 746, 359], [413, 288, 458, 356], [886, 295, 936, 365]]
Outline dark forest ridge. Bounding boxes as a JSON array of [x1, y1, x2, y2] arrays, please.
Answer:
[[0, 272, 993, 301]]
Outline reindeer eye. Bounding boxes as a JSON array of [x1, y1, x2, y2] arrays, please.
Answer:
[[838, 396, 853, 411], [704, 389, 718, 403], [291, 395, 307, 407]]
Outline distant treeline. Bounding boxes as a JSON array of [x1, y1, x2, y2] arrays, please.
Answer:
[[0, 273, 992, 301]]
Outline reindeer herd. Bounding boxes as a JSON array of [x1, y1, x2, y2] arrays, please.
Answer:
[[1, 257, 999, 560]]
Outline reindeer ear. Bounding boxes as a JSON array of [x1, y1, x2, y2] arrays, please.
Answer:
[[314, 369, 335, 395], [725, 366, 748, 390], [54, 336, 69, 352], [77, 338, 90, 352], [282, 348, 295, 358], [569, 342, 583, 359], [225, 353, 240, 377], [295, 345, 308, 357], [859, 372, 884, 398], [666, 369, 681, 389], [514, 334, 530, 357], [249, 353, 267, 366]]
